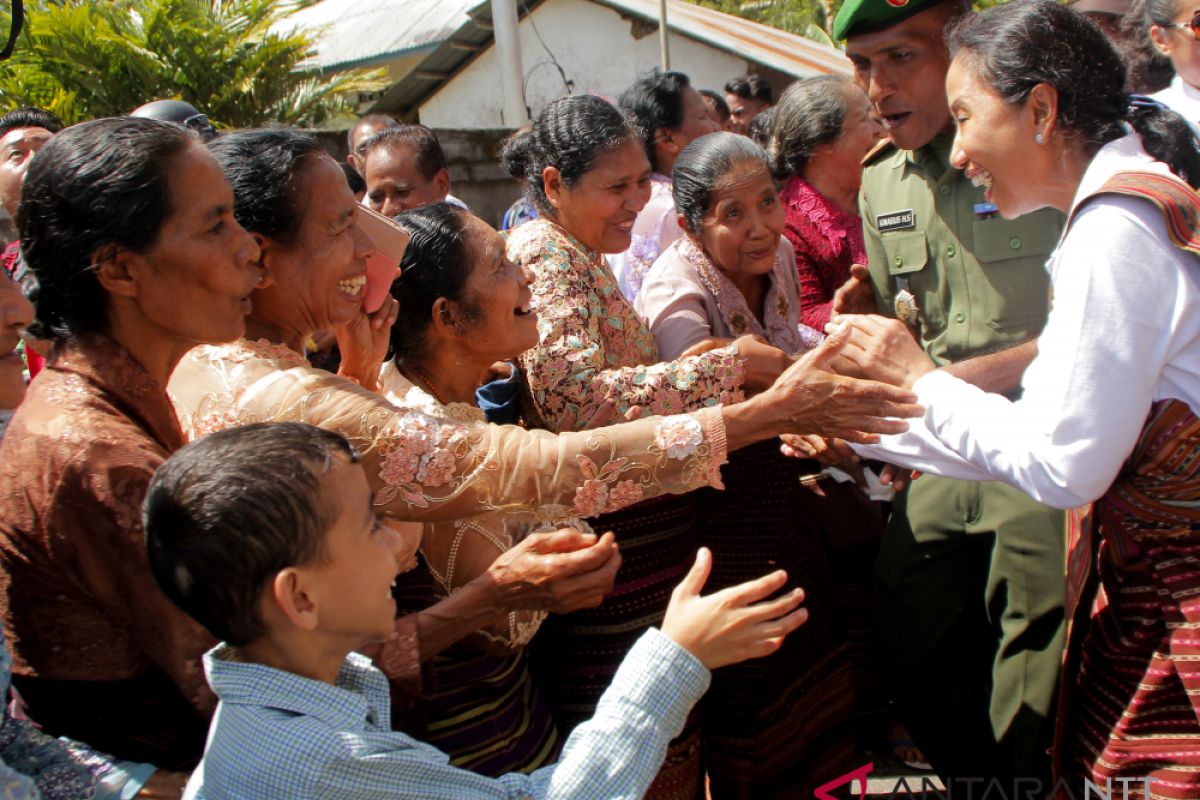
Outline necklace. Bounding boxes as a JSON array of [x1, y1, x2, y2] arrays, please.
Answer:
[[401, 362, 451, 407]]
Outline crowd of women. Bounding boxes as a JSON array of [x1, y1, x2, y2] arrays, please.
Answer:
[[0, 0, 1198, 797]]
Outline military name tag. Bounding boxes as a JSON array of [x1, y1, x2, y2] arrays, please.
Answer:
[[877, 209, 915, 233]]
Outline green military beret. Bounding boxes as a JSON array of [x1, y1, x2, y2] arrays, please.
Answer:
[[833, 0, 949, 40]]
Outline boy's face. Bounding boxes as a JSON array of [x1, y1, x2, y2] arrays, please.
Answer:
[[304, 456, 421, 646]]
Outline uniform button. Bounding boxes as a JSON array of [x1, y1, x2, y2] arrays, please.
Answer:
[[893, 255, 903, 266], [954, 312, 966, 323], [939, 185, 951, 195], [944, 244, 956, 258], [1009, 237, 1022, 250]]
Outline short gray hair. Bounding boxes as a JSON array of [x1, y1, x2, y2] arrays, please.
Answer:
[[769, 75, 856, 179]]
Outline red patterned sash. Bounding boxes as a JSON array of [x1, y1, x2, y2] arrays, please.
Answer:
[[1056, 171, 1200, 795]]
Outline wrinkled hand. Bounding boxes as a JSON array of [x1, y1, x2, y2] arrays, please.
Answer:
[[828, 314, 935, 391], [335, 296, 400, 390], [732, 334, 793, 393], [484, 361, 515, 383], [758, 324, 923, 444], [662, 548, 808, 670], [831, 263, 877, 316], [680, 336, 735, 358], [136, 770, 189, 799], [779, 434, 860, 468], [484, 528, 621, 614]]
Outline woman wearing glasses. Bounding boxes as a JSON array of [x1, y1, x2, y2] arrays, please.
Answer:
[[1149, 0, 1200, 124]]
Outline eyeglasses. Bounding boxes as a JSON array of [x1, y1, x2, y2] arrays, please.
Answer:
[[182, 113, 218, 142], [1166, 9, 1200, 37]]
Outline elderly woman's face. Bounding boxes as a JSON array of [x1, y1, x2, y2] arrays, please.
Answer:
[[0, 270, 33, 410], [822, 87, 883, 187], [454, 215, 538, 362], [125, 143, 265, 347], [545, 137, 651, 254], [695, 160, 785, 278], [256, 154, 377, 333]]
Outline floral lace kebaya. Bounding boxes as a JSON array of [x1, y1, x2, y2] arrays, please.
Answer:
[[172, 337, 731, 520], [507, 217, 745, 435]]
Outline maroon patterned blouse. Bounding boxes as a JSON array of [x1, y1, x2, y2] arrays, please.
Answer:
[[780, 176, 868, 331]]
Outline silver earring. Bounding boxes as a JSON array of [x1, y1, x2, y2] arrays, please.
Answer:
[[1034, 133, 1045, 145]]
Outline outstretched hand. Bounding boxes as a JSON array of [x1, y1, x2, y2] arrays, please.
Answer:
[[827, 314, 936, 391], [759, 323, 924, 444], [484, 528, 622, 614], [661, 548, 808, 670], [831, 263, 876, 316]]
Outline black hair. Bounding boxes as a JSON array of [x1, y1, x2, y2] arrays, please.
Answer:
[[360, 124, 448, 180], [747, 107, 777, 148], [673, 131, 772, 234], [348, 113, 397, 154], [698, 89, 730, 123], [724, 74, 773, 104], [208, 128, 325, 245], [341, 161, 366, 195], [619, 70, 692, 173], [0, 106, 62, 139], [501, 94, 636, 216], [949, 0, 1200, 187], [388, 203, 480, 363], [19, 117, 193, 340], [770, 75, 856, 179], [145, 422, 359, 646]]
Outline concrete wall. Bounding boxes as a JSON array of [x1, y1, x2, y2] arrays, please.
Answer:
[[419, 0, 750, 130]]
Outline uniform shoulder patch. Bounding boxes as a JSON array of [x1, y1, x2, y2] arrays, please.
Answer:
[[862, 137, 897, 167]]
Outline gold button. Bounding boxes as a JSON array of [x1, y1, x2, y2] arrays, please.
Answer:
[[1009, 237, 1022, 250]]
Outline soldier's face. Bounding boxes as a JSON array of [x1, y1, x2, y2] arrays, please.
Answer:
[[845, 6, 958, 151]]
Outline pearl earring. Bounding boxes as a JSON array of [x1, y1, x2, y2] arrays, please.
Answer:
[[1035, 133, 1045, 145]]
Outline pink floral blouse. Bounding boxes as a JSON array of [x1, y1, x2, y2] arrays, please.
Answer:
[[507, 217, 745, 434], [780, 176, 868, 331], [636, 236, 825, 360]]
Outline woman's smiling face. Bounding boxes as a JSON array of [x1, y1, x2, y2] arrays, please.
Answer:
[[545, 137, 652, 254]]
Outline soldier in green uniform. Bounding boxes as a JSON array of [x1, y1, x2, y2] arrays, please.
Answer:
[[832, 0, 1066, 786]]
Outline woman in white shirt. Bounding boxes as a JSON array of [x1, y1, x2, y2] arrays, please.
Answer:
[[831, 0, 1200, 791]]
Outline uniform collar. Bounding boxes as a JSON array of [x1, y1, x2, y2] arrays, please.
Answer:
[[904, 131, 955, 176]]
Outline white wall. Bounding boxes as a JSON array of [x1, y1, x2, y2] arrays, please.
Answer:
[[419, 0, 749, 130]]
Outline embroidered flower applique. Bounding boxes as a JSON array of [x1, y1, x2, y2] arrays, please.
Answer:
[[654, 414, 703, 460]]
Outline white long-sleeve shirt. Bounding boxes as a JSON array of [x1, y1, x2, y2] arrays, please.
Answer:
[[856, 135, 1200, 509]]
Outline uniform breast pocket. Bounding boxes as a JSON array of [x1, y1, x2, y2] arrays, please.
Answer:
[[881, 231, 945, 330], [970, 214, 1060, 335]]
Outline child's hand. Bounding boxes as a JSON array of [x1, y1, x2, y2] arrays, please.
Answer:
[[661, 548, 807, 670]]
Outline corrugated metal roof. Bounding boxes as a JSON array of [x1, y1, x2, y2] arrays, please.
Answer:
[[595, 0, 850, 77], [282, 0, 478, 72], [299, 0, 850, 115]]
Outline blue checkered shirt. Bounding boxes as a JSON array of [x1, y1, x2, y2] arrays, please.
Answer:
[[184, 627, 709, 799]]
